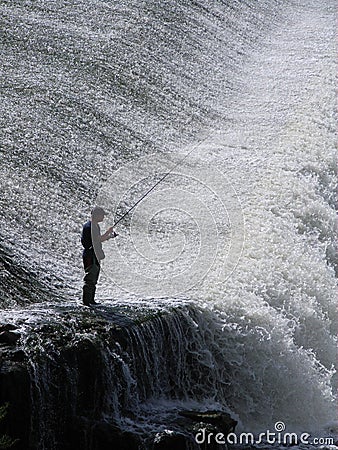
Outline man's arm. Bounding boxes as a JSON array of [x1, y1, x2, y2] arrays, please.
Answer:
[[100, 227, 116, 242]]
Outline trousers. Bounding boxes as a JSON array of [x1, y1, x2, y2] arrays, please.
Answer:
[[82, 254, 100, 305]]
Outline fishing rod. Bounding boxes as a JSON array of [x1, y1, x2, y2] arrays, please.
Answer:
[[112, 136, 209, 229]]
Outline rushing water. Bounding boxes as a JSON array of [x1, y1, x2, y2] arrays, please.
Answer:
[[1, 0, 337, 447]]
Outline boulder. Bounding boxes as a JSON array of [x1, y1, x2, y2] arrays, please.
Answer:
[[152, 430, 189, 450], [179, 410, 237, 434], [0, 331, 20, 345]]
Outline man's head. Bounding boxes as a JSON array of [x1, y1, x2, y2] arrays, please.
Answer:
[[91, 206, 106, 223]]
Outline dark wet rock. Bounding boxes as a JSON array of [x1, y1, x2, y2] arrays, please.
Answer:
[[68, 417, 141, 450], [150, 410, 237, 449], [0, 330, 21, 345], [0, 324, 18, 332], [0, 304, 238, 450], [0, 361, 31, 447], [11, 350, 26, 362], [152, 430, 188, 449], [91, 421, 141, 450], [180, 410, 237, 434]]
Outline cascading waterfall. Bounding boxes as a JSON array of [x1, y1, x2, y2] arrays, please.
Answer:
[[0, 0, 336, 448], [9, 303, 237, 449]]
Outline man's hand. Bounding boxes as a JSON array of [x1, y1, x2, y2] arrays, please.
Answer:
[[109, 229, 118, 239], [101, 227, 117, 242]]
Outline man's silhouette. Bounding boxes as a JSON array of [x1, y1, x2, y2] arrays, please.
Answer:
[[81, 206, 116, 305]]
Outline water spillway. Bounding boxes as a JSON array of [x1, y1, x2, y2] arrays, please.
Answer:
[[1, 301, 243, 449], [0, 0, 337, 448]]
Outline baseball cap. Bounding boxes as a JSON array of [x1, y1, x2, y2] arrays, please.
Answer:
[[91, 206, 107, 217]]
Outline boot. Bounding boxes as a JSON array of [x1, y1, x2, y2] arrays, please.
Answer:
[[89, 286, 99, 305], [83, 285, 95, 306], [92, 286, 97, 303]]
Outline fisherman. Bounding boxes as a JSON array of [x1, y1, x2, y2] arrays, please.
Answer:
[[81, 206, 117, 306]]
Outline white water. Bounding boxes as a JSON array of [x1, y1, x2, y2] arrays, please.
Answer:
[[97, 0, 337, 436], [199, 0, 337, 432]]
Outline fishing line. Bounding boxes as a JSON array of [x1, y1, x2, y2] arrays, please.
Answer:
[[112, 133, 213, 228]]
